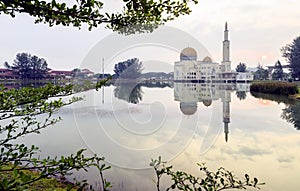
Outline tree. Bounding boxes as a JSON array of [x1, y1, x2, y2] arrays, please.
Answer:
[[272, 60, 284, 80], [72, 68, 85, 78], [0, 0, 198, 33], [114, 58, 143, 79], [235, 62, 247, 72], [253, 64, 268, 80], [5, 52, 49, 80], [281, 36, 300, 79]]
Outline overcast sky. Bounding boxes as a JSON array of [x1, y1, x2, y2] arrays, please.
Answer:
[[1, 0, 300, 73]]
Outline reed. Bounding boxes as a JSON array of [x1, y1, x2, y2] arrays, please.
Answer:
[[250, 81, 298, 95]]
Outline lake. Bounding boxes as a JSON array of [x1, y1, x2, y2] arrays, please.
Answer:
[[17, 82, 300, 191]]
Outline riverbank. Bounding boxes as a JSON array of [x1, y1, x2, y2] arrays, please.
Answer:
[[250, 81, 299, 96], [289, 87, 300, 100], [0, 165, 78, 191]]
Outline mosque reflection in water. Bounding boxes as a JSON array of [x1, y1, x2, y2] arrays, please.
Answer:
[[174, 82, 250, 142]]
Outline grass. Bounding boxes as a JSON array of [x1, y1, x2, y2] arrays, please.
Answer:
[[0, 165, 77, 191], [26, 177, 77, 191]]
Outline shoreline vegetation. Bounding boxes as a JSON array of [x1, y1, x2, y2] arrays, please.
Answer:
[[250, 81, 300, 99], [1, 164, 78, 191]]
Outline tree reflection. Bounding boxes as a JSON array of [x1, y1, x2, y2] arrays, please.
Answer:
[[236, 91, 247, 100], [114, 83, 143, 104], [251, 92, 300, 130], [282, 103, 300, 130], [113, 81, 172, 104]]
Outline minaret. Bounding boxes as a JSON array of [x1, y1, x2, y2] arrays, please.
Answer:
[[221, 22, 231, 72]]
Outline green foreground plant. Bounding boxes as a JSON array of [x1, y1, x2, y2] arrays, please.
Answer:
[[150, 157, 264, 191], [0, 0, 198, 33]]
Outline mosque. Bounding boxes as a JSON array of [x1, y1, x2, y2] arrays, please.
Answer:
[[173, 22, 253, 142], [174, 22, 253, 83]]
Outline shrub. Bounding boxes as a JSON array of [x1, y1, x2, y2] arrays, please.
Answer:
[[250, 81, 298, 95]]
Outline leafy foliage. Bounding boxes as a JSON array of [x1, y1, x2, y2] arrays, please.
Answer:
[[281, 36, 300, 79], [272, 60, 284, 80], [114, 58, 143, 79], [253, 64, 268, 80], [5, 52, 49, 80], [235, 63, 247, 73], [0, 0, 198, 33], [150, 157, 264, 191], [0, 84, 111, 190]]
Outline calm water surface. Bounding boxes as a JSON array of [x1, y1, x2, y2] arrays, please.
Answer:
[[18, 82, 300, 191]]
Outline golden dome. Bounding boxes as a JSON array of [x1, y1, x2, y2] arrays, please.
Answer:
[[180, 102, 197, 115], [203, 56, 212, 63], [180, 47, 197, 61], [202, 100, 212, 107]]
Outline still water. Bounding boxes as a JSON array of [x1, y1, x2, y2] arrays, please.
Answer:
[[19, 82, 300, 191]]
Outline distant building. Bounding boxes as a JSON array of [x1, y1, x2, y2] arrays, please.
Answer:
[[174, 23, 253, 83], [236, 73, 253, 82], [0, 68, 75, 80], [0, 68, 96, 81], [81, 69, 94, 77], [48, 70, 74, 80]]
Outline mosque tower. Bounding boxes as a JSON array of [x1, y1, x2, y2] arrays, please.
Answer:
[[221, 22, 231, 72]]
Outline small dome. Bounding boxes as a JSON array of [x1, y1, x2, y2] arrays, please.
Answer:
[[203, 56, 212, 63], [202, 100, 212, 107], [180, 47, 197, 61], [180, 102, 197, 115]]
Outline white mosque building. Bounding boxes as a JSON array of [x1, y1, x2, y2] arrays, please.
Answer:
[[174, 23, 253, 83]]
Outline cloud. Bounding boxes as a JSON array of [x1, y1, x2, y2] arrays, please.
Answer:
[[277, 155, 295, 163], [238, 146, 272, 156], [221, 145, 272, 160]]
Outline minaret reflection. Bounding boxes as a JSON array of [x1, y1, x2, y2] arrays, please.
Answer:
[[222, 90, 231, 142], [174, 83, 234, 142]]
